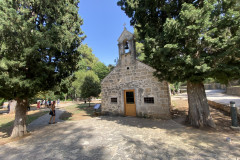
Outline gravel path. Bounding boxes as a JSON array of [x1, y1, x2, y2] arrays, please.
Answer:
[[27, 109, 65, 131], [0, 116, 240, 160]]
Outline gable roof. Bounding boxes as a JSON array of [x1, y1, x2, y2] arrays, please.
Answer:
[[101, 63, 119, 84], [101, 60, 156, 85], [117, 28, 134, 43]]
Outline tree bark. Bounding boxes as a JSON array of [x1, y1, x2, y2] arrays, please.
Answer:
[[8, 100, 17, 114], [11, 98, 28, 138], [187, 81, 216, 128]]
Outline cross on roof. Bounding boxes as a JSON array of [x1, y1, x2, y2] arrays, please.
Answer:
[[123, 23, 126, 29]]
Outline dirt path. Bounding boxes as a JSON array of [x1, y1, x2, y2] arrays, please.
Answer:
[[1, 100, 239, 159], [0, 116, 240, 160]]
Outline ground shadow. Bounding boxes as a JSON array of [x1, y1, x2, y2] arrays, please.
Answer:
[[59, 111, 73, 121], [76, 103, 98, 117], [0, 111, 48, 139], [98, 115, 240, 159], [0, 123, 106, 160]]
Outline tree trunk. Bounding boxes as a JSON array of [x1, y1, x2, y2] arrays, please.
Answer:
[[11, 98, 28, 138], [187, 81, 216, 128], [8, 100, 17, 114]]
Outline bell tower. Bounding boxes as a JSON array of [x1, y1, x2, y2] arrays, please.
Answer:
[[117, 27, 136, 66]]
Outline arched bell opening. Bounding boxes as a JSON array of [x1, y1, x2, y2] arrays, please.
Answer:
[[124, 40, 130, 54]]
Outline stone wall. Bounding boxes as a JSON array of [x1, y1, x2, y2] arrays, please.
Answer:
[[226, 86, 240, 96], [101, 61, 171, 119], [208, 100, 240, 120], [204, 83, 226, 90]]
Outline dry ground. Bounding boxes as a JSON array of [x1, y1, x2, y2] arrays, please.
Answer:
[[171, 99, 238, 134], [0, 109, 48, 145], [59, 102, 100, 121]]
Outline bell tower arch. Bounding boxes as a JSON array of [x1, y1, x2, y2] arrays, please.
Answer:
[[117, 27, 136, 66]]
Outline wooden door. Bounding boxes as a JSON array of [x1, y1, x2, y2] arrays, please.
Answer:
[[124, 90, 136, 116]]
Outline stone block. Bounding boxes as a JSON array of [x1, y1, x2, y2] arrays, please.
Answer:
[[145, 88, 151, 93]]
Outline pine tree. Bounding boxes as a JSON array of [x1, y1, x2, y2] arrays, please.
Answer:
[[118, 0, 240, 127], [0, 0, 84, 137]]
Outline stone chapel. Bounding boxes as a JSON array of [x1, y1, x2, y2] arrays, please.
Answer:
[[101, 28, 171, 118]]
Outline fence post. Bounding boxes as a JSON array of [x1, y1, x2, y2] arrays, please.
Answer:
[[230, 101, 239, 127]]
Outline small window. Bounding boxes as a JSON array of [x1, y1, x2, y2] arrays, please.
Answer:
[[111, 98, 117, 103], [127, 67, 129, 70], [144, 97, 154, 103], [126, 92, 134, 104]]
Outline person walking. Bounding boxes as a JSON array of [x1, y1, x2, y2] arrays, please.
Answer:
[[49, 101, 56, 124], [37, 101, 40, 109], [57, 99, 60, 107], [46, 99, 49, 108], [42, 100, 45, 107]]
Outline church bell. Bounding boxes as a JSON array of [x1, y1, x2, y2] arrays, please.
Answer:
[[124, 41, 129, 49]]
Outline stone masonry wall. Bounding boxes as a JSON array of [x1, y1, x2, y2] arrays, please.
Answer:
[[226, 86, 240, 96], [101, 61, 171, 119]]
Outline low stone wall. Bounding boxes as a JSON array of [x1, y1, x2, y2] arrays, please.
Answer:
[[208, 100, 240, 120], [180, 83, 225, 92], [226, 86, 240, 96], [204, 83, 226, 90]]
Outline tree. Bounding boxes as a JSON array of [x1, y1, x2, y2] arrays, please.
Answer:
[[0, 0, 84, 137], [108, 64, 115, 71], [136, 42, 145, 61], [92, 61, 110, 81], [59, 74, 76, 101], [76, 44, 109, 81], [80, 74, 101, 107], [134, 29, 145, 61], [118, 0, 240, 128], [72, 70, 100, 98], [77, 44, 98, 70]]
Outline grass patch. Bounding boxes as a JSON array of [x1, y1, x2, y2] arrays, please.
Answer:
[[59, 103, 97, 121]]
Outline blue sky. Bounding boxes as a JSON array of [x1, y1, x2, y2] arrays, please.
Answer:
[[78, 0, 134, 65]]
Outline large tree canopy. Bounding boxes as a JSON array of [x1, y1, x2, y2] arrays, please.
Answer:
[[0, 0, 84, 137], [118, 0, 240, 127]]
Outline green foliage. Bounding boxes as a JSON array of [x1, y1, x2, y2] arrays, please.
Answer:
[[72, 70, 100, 97], [136, 42, 145, 61], [34, 90, 63, 101], [0, 98, 4, 106], [59, 74, 76, 95], [63, 44, 109, 98], [108, 64, 115, 71], [170, 82, 181, 92], [118, 0, 240, 84], [60, 44, 109, 98], [80, 75, 101, 99], [204, 78, 216, 84], [0, 0, 84, 100], [77, 44, 98, 70], [92, 61, 110, 81], [134, 29, 145, 61]]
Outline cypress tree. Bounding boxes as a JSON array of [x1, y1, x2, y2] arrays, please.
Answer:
[[0, 0, 84, 137], [118, 0, 240, 128]]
